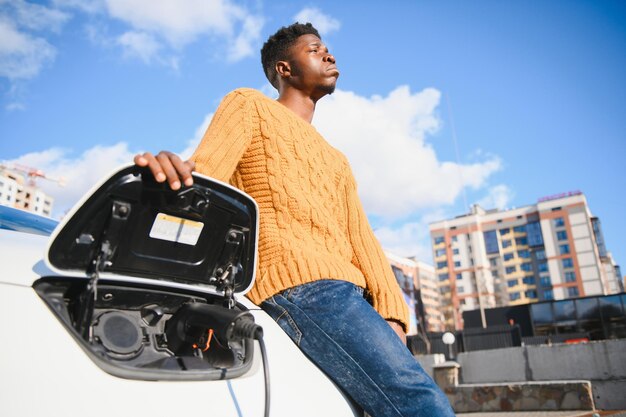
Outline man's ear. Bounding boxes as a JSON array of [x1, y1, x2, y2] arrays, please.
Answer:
[[275, 61, 291, 79]]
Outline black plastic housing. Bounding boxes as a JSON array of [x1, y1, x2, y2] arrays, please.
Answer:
[[34, 278, 255, 381], [47, 165, 257, 293]]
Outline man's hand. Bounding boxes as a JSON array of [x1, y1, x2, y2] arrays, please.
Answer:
[[386, 320, 407, 345], [134, 151, 196, 190]]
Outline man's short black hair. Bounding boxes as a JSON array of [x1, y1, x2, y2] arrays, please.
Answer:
[[261, 22, 321, 89]]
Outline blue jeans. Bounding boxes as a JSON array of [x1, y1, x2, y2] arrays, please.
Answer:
[[261, 280, 455, 417]]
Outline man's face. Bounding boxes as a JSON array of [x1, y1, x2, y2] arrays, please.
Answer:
[[284, 34, 339, 98]]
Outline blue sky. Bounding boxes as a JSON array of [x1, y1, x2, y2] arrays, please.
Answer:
[[1, 0, 624, 269]]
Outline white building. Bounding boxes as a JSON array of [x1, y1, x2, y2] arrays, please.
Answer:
[[429, 192, 622, 330], [386, 252, 446, 333], [0, 167, 54, 217]]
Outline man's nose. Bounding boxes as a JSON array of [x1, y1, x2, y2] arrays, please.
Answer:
[[323, 53, 336, 64]]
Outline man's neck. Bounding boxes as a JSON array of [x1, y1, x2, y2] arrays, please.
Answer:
[[276, 89, 319, 124]]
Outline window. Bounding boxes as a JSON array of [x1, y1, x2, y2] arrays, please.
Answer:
[[525, 290, 538, 298], [515, 237, 528, 246], [452, 248, 459, 255], [540, 276, 552, 287], [544, 289, 554, 300], [435, 249, 446, 257], [521, 263, 532, 272], [503, 253, 514, 261], [505, 266, 517, 274], [562, 258, 574, 268], [438, 273, 449, 281], [567, 287, 579, 298], [554, 217, 565, 227], [454, 261, 461, 268], [538, 262, 548, 273], [499, 228, 510, 235], [523, 276, 536, 285], [489, 258, 498, 266], [451, 236, 458, 242], [457, 286, 464, 294], [492, 270, 498, 278], [556, 230, 568, 241], [436, 261, 447, 269], [518, 249, 530, 258], [507, 279, 518, 288], [559, 244, 570, 255], [502, 240, 512, 248], [440, 285, 450, 293], [535, 249, 546, 260], [514, 225, 526, 233], [456, 273, 462, 280], [483, 230, 499, 254], [565, 271, 576, 282], [527, 222, 544, 246], [434, 236, 444, 245], [509, 292, 521, 301]]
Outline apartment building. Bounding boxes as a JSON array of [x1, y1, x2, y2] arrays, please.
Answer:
[[386, 252, 446, 334], [429, 191, 622, 330], [0, 167, 54, 217]]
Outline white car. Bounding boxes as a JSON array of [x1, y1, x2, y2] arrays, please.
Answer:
[[0, 165, 360, 417]]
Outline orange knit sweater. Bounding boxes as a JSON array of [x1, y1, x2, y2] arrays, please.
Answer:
[[191, 88, 409, 328]]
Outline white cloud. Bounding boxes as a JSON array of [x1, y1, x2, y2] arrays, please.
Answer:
[[314, 86, 502, 219], [5, 116, 208, 217], [375, 220, 435, 262], [5, 102, 26, 111], [293, 7, 340, 35], [117, 30, 161, 63], [52, 0, 105, 14], [0, 0, 68, 80], [6, 144, 136, 217], [103, 0, 264, 61], [227, 14, 264, 62], [11, 0, 69, 32], [179, 112, 214, 160], [476, 184, 514, 210]]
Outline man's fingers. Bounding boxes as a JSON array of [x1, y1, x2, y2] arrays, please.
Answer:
[[134, 151, 193, 190], [136, 152, 166, 182], [133, 154, 148, 166], [185, 160, 196, 186], [170, 156, 195, 187], [156, 151, 181, 190]]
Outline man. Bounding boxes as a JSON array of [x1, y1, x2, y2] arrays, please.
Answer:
[[135, 23, 454, 417]]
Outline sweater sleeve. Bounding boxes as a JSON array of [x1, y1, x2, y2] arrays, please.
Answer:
[[344, 172, 410, 331], [190, 90, 252, 182]]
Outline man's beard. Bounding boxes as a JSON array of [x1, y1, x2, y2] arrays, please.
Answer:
[[319, 83, 336, 95]]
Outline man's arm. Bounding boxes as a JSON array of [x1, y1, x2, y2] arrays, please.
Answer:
[[343, 170, 410, 338]]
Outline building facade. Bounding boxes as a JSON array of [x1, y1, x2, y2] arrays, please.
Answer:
[[0, 167, 54, 217], [429, 192, 622, 330], [386, 252, 446, 334]]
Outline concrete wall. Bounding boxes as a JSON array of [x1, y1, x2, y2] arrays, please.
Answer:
[[454, 339, 626, 409], [415, 353, 445, 378]]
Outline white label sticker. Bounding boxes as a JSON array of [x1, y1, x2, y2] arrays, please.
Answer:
[[149, 212, 204, 246]]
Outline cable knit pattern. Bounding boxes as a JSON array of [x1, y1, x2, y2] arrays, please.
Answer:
[[191, 88, 409, 329]]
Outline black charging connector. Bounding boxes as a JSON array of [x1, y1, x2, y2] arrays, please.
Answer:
[[165, 303, 262, 353], [165, 302, 270, 417]]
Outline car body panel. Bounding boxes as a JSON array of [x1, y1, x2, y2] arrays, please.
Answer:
[[0, 168, 360, 417]]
